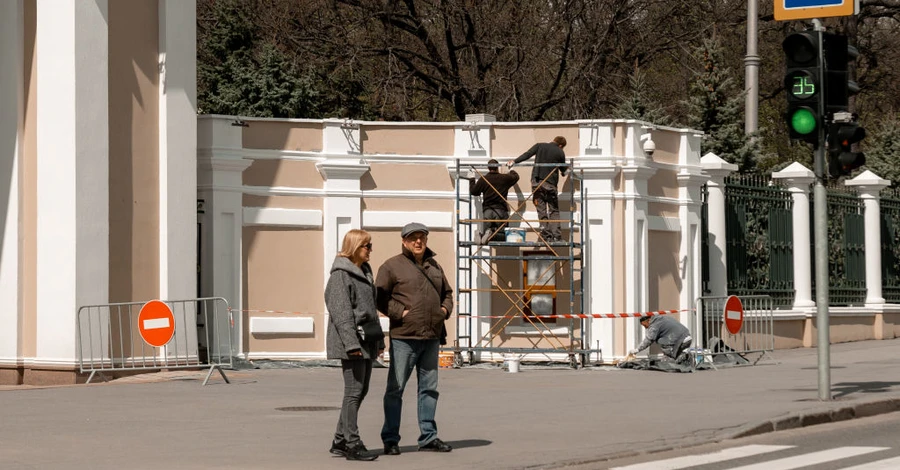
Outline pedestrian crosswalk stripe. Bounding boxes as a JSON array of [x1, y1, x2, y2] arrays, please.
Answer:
[[609, 445, 795, 470], [728, 447, 889, 470], [838, 455, 900, 470]]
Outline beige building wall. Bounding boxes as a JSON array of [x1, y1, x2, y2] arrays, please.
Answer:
[[648, 230, 681, 311], [21, 0, 37, 362], [243, 120, 323, 151], [108, 0, 160, 303]]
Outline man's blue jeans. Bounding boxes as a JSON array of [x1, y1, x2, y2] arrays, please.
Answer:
[[381, 338, 440, 446]]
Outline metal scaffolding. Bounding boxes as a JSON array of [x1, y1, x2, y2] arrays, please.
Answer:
[[451, 159, 596, 368]]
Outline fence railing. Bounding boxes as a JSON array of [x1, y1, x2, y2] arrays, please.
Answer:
[[811, 184, 866, 306], [723, 175, 794, 308], [76, 297, 233, 386], [881, 187, 900, 303], [693, 295, 775, 366]]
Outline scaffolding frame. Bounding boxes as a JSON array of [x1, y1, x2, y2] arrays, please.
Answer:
[[451, 159, 595, 368]]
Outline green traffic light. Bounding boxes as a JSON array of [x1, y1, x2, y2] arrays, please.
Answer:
[[790, 108, 816, 135]]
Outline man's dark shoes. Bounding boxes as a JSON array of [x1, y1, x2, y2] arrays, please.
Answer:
[[345, 444, 378, 461], [329, 441, 348, 457], [419, 438, 452, 452], [383, 443, 401, 455]]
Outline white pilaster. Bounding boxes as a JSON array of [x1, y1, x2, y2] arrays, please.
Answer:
[[579, 163, 619, 360], [36, 0, 110, 365], [700, 153, 738, 299], [622, 121, 656, 350], [158, 0, 197, 300], [677, 169, 706, 335], [845, 170, 890, 306], [772, 163, 815, 309], [0, 0, 24, 361], [198, 116, 251, 357]]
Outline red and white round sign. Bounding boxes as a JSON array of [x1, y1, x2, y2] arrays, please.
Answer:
[[138, 300, 176, 347], [723, 295, 744, 335]]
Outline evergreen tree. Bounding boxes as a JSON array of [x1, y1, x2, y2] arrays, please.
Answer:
[[862, 114, 900, 186], [684, 37, 758, 172], [612, 67, 672, 126], [197, 0, 321, 118]]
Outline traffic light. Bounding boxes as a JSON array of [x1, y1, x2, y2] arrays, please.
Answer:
[[823, 33, 860, 117], [783, 31, 821, 145], [827, 118, 866, 178]]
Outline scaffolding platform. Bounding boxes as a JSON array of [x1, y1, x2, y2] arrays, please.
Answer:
[[450, 159, 599, 369]]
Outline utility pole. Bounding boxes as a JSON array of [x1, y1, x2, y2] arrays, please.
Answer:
[[745, 0, 759, 135]]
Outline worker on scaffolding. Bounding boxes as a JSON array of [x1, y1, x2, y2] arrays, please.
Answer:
[[629, 315, 693, 364], [470, 159, 519, 243], [507, 136, 568, 242]]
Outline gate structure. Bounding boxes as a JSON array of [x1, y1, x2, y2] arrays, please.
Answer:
[[453, 159, 595, 368], [694, 295, 775, 367], [77, 297, 233, 385]]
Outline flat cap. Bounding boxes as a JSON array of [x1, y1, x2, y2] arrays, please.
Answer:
[[401, 222, 429, 238]]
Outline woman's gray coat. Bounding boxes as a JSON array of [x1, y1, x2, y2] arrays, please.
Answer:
[[325, 256, 382, 360]]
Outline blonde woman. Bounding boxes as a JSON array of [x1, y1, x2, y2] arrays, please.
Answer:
[[325, 229, 384, 461]]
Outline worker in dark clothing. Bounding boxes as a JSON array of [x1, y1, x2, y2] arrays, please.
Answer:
[[630, 315, 693, 363], [507, 136, 568, 242], [470, 159, 519, 243]]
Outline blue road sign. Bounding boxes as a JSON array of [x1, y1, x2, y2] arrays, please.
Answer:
[[775, 0, 856, 20]]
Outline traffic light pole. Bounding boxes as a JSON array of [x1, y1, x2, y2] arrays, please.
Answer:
[[812, 19, 832, 401]]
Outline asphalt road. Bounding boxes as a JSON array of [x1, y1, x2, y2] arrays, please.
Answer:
[[596, 412, 900, 470]]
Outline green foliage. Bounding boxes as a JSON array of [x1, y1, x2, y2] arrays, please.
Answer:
[[197, 0, 321, 118], [685, 38, 758, 172], [861, 113, 900, 186], [612, 68, 673, 126]]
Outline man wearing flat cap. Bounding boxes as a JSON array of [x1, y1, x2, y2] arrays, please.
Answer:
[[376, 222, 454, 455], [629, 314, 693, 363]]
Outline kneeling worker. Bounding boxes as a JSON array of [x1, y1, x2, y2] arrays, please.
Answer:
[[629, 315, 693, 363]]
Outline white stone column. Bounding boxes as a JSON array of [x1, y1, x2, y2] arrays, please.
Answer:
[[845, 170, 890, 306], [579, 163, 619, 361], [622, 122, 656, 351], [700, 153, 738, 299], [36, 0, 110, 364], [772, 163, 815, 309], [198, 116, 251, 358], [158, 0, 197, 300], [677, 131, 704, 335], [452, 121, 494, 360], [0, 0, 24, 362], [677, 170, 706, 336]]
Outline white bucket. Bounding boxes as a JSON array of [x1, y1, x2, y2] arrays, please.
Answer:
[[504, 228, 525, 243], [505, 355, 521, 373]]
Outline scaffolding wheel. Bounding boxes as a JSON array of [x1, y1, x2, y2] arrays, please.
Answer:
[[467, 351, 474, 365], [579, 353, 588, 368], [453, 351, 464, 368], [568, 354, 578, 369]]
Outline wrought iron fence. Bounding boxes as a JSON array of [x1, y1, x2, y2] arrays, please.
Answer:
[[810, 184, 866, 306], [881, 187, 900, 303], [724, 175, 794, 308]]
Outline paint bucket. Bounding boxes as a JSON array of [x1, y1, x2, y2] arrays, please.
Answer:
[[505, 355, 521, 373], [438, 352, 454, 369], [504, 228, 525, 243]]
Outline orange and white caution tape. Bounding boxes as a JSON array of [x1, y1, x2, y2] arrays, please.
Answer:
[[467, 309, 690, 319], [228, 308, 318, 315]]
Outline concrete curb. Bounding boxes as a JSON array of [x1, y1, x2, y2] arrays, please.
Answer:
[[728, 397, 900, 439]]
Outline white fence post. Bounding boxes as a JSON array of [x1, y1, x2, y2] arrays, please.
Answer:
[[845, 170, 890, 306], [772, 163, 816, 309]]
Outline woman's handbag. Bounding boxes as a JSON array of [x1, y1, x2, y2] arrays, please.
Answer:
[[357, 320, 384, 342]]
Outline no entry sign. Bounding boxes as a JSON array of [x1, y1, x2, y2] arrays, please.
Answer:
[[724, 295, 744, 335], [138, 300, 176, 347]]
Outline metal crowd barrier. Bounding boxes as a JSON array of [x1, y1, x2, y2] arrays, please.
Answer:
[[76, 297, 233, 386], [693, 295, 776, 368]]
